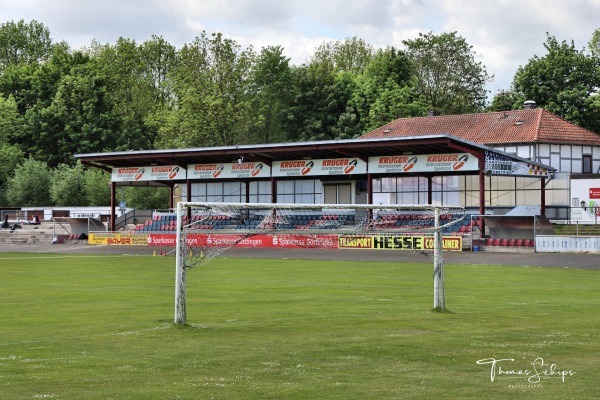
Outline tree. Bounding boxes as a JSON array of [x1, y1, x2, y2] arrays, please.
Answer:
[[352, 47, 428, 131], [246, 45, 292, 144], [0, 19, 53, 72], [168, 32, 255, 147], [84, 167, 111, 206], [589, 28, 600, 57], [124, 186, 170, 209], [513, 34, 600, 133], [285, 63, 357, 141], [311, 36, 374, 75], [93, 36, 177, 151], [50, 162, 88, 206], [402, 31, 491, 114], [5, 158, 52, 206], [33, 62, 120, 166], [0, 95, 27, 205], [487, 89, 521, 112], [0, 143, 25, 206]]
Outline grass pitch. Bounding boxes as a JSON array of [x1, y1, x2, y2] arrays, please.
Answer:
[[0, 252, 597, 399]]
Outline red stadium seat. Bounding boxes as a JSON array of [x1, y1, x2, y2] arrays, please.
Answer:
[[500, 239, 508, 246], [515, 239, 523, 246]]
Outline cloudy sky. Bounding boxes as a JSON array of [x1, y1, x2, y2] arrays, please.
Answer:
[[2, 0, 599, 98]]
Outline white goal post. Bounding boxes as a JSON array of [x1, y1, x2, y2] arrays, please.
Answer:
[[174, 202, 466, 325]]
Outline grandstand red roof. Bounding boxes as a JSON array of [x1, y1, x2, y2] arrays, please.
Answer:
[[360, 108, 600, 146]]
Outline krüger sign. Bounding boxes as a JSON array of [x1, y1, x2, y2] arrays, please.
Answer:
[[272, 158, 367, 177], [368, 153, 478, 174], [188, 162, 271, 179]]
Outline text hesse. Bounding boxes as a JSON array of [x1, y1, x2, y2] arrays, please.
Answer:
[[373, 236, 423, 249]]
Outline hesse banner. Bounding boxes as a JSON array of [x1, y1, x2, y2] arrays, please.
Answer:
[[338, 235, 462, 251], [272, 158, 367, 177], [368, 153, 478, 174]]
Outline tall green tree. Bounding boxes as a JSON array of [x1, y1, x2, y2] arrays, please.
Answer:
[[285, 63, 357, 141], [0, 95, 27, 205], [402, 31, 491, 114], [84, 167, 111, 206], [247, 45, 292, 143], [34, 62, 120, 166], [513, 34, 600, 133], [50, 162, 87, 206], [352, 47, 428, 131], [166, 32, 255, 147], [5, 158, 52, 206], [124, 186, 170, 209], [311, 36, 374, 75], [0, 19, 53, 72], [588, 28, 600, 57]]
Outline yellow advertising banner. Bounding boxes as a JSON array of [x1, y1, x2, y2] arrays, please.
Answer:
[[338, 235, 462, 251], [88, 233, 149, 245]]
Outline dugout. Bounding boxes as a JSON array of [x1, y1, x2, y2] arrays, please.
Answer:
[[74, 134, 555, 232]]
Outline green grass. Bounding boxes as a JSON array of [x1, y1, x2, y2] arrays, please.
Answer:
[[0, 253, 597, 399]]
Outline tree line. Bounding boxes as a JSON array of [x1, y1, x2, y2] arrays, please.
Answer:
[[0, 19, 599, 209]]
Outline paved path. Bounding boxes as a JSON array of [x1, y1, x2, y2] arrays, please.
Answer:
[[0, 243, 598, 270]]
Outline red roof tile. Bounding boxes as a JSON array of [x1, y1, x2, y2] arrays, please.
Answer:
[[360, 108, 600, 146]]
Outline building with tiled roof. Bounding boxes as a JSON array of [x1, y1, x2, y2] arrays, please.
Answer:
[[361, 104, 600, 174], [361, 102, 600, 221]]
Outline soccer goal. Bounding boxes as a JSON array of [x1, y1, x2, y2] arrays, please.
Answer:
[[174, 202, 466, 325]]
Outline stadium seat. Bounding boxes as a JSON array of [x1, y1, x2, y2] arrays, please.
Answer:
[[524, 239, 531, 246], [515, 239, 523, 246], [493, 239, 501, 246], [500, 239, 508, 246], [508, 239, 516, 246]]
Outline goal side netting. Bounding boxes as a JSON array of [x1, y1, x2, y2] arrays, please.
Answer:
[[174, 202, 466, 324]]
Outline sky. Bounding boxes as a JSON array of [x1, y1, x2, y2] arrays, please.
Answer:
[[1, 0, 599, 99]]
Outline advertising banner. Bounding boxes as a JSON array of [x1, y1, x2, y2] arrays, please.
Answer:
[[88, 233, 149, 245], [338, 235, 462, 251], [111, 166, 186, 182], [368, 153, 477, 174], [147, 233, 339, 249], [272, 158, 367, 177], [484, 150, 548, 177], [188, 162, 271, 179]]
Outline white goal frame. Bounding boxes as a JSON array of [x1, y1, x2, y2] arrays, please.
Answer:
[[174, 201, 466, 325]]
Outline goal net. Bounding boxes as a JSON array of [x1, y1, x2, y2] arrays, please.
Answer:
[[174, 202, 466, 324]]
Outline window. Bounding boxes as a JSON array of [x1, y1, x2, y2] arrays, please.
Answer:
[[583, 155, 592, 173]]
